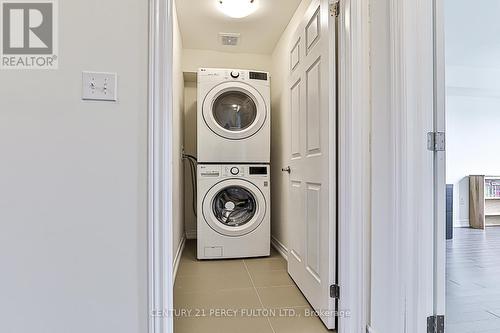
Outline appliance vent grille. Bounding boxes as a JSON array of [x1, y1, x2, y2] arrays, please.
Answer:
[[220, 33, 240, 46]]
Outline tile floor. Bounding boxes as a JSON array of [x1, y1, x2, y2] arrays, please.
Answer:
[[446, 227, 500, 333], [174, 240, 333, 333]]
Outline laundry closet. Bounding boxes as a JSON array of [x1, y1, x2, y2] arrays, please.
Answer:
[[171, 0, 338, 331]]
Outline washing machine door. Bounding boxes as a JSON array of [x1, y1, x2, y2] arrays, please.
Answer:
[[203, 179, 266, 237], [203, 82, 267, 140]]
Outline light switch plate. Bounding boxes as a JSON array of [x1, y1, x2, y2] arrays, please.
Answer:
[[82, 71, 117, 101]]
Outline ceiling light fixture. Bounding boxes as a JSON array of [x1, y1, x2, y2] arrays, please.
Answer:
[[217, 0, 258, 19]]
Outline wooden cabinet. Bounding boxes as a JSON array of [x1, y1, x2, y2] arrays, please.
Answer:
[[469, 175, 500, 229]]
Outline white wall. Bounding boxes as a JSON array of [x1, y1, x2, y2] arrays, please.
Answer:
[[173, 0, 185, 261], [445, 0, 500, 227], [0, 1, 148, 332], [269, 0, 312, 249], [182, 48, 271, 73]]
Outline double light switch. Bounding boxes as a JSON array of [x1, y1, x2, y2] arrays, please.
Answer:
[[82, 71, 117, 101]]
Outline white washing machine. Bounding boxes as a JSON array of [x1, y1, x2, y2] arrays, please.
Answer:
[[197, 164, 270, 259], [197, 68, 271, 163]]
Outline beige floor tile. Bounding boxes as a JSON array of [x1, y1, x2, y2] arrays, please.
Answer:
[[244, 252, 285, 262], [177, 259, 246, 277], [174, 287, 262, 311], [256, 285, 309, 308], [174, 243, 330, 332], [174, 269, 253, 293], [244, 257, 287, 273], [268, 307, 332, 333], [250, 269, 295, 287], [174, 316, 274, 333]]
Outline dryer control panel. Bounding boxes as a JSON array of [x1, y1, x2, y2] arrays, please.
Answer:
[[198, 68, 270, 86]]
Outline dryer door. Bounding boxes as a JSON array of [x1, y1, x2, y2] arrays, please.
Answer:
[[202, 82, 267, 140], [203, 179, 266, 237]]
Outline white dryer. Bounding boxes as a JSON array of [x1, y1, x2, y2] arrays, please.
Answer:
[[197, 164, 270, 259], [197, 68, 270, 163]]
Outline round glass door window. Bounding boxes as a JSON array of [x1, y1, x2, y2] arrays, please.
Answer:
[[212, 91, 257, 131], [212, 186, 257, 227]]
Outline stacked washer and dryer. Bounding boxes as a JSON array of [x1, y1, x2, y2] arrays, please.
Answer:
[[197, 68, 271, 260]]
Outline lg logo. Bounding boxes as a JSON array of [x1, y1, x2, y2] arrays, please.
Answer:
[[1, 0, 58, 69]]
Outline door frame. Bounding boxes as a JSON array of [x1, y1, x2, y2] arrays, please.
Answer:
[[369, 0, 442, 332], [148, 0, 174, 332], [433, 0, 446, 321], [336, 0, 371, 332], [146, 0, 371, 332]]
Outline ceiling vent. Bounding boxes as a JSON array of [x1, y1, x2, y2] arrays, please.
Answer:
[[220, 33, 240, 46]]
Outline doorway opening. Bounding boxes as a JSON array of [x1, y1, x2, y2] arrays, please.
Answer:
[[443, 1, 500, 331], [170, 0, 338, 332]]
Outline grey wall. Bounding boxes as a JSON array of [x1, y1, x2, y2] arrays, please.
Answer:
[[0, 1, 148, 332]]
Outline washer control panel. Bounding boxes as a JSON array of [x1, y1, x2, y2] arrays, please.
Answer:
[[199, 165, 221, 178], [222, 165, 269, 178], [200, 165, 269, 178], [223, 165, 244, 177]]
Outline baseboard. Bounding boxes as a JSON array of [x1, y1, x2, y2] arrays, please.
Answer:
[[185, 229, 197, 240], [271, 236, 288, 261], [173, 235, 186, 280], [455, 219, 469, 228]]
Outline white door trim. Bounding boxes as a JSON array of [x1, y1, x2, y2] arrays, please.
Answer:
[[432, 0, 446, 320], [337, 0, 371, 332], [148, 0, 174, 332], [370, 0, 436, 332]]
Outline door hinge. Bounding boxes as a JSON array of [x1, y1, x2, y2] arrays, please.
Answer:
[[427, 132, 446, 152], [427, 315, 445, 333], [329, 0, 340, 17], [330, 284, 340, 299]]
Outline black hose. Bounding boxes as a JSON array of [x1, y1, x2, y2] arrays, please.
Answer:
[[183, 153, 197, 161], [182, 153, 197, 217]]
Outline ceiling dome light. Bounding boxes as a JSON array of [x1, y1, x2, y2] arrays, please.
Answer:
[[218, 0, 258, 19]]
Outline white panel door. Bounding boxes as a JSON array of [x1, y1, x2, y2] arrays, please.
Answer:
[[285, 0, 336, 329]]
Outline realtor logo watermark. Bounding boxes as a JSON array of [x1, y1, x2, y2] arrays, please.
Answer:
[[1, 0, 58, 69]]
